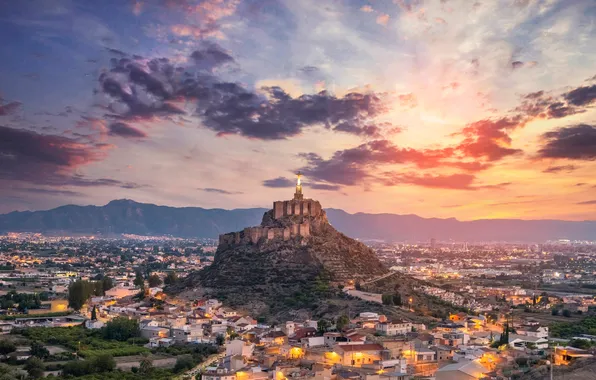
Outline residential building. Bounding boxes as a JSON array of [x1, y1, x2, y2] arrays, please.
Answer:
[[376, 320, 412, 336]]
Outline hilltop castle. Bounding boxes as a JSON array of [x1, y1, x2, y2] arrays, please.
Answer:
[[218, 173, 323, 247]]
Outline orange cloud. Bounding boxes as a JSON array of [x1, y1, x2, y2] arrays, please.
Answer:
[[376, 14, 390, 26]]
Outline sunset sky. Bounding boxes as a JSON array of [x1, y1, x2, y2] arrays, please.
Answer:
[[1, 0, 595, 220]]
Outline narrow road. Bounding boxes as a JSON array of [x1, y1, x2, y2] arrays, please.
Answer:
[[345, 289, 382, 303], [361, 271, 397, 286], [176, 352, 225, 380]]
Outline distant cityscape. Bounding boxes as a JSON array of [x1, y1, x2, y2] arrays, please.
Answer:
[[2, 231, 596, 379]]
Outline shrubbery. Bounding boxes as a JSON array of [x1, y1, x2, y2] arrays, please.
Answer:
[[550, 316, 596, 338], [13, 325, 148, 358]]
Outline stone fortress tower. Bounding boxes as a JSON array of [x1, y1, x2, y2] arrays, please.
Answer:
[[218, 173, 323, 247]]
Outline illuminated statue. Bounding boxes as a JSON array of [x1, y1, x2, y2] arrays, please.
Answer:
[[294, 172, 303, 200]]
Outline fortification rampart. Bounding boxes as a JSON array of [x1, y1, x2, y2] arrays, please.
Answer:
[[218, 220, 310, 247], [218, 198, 320, 248], [273, 199, 322, 219]]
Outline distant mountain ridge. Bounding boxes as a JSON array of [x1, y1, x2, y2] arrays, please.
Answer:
[[0, 199, 594, 242]]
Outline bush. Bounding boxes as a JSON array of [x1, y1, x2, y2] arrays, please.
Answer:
[[127, 337, 150, 345], [91, 354, 116, 372], [0, 340, 16, 355], [550, 316, 596, 338], [569, 339, 592, 349], [103, 317, 140, 341], [174, 354, 195, 372], [44, 363, 65, 371], [62, 360, 93, 377], [80, 346, 148, 358], [30, 340, 50, 359], [25, 357, 45, 379]]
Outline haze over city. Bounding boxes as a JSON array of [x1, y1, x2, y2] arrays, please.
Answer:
[[1, 0, 595, 220]]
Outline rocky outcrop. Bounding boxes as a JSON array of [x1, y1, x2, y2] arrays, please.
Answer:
[[202, 195, 387, 288], [181, 193, 388, 314]]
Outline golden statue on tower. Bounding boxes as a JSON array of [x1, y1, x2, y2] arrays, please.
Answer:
[[294, 172, 303, 200]]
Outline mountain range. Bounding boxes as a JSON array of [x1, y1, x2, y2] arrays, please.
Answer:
[[0, 199, 594, 242]]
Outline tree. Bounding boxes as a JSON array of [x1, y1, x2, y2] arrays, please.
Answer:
[[29, 341, 49, 360], [68, 279, 94, 311], [355, 281, 362, 291], [498, 318, 510, 346], [148, 274, 162, 288], [93, 280, 104, 296], [393, 293, 402, 306], [134, 271, 145, 290], [62, 360, 93, 377], [102, 276, 114, 292], [91, 305, 97, 321], [336, 315, 350, 331], [570, 339, 592, 349], [563, 309, 572, 318], [382, 294, 394, 305], [91, 354, 116, 373], [317, 319, 331, 333], [552, 308, 559, 316], [139, 354, 154, 375], [164, 271, 179, 285], [24, 357, 45, 379], [0, 363, 20, 380], [0, 340, 16, 355], [215, 334, 225, 346], [103, 317, 140, 341], [174, 354, 195, 372]]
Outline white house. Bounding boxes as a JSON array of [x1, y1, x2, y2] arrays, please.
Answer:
[[517, 325, 549, 339], [282, 321, 296, 337], [301, 336, 325, 348], [84, 320, 105, 329], [171, 325, 204, 343], [376, 320, 412, 336], [226, 339, 254, 358], [324, 332, 342, 346], [219, 308, 237, 318], [508, 334, 549, 350]]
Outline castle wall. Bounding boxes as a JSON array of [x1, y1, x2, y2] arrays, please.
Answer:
[[273, 199, 322, 219], [220, 198, 321, 249], [274, 201, 284, 219]]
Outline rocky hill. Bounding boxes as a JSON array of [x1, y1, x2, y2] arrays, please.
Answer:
[[179, 187, 388, 316]]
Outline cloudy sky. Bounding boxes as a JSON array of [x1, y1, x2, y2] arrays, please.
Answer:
[[1, 0, 595, 220]]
